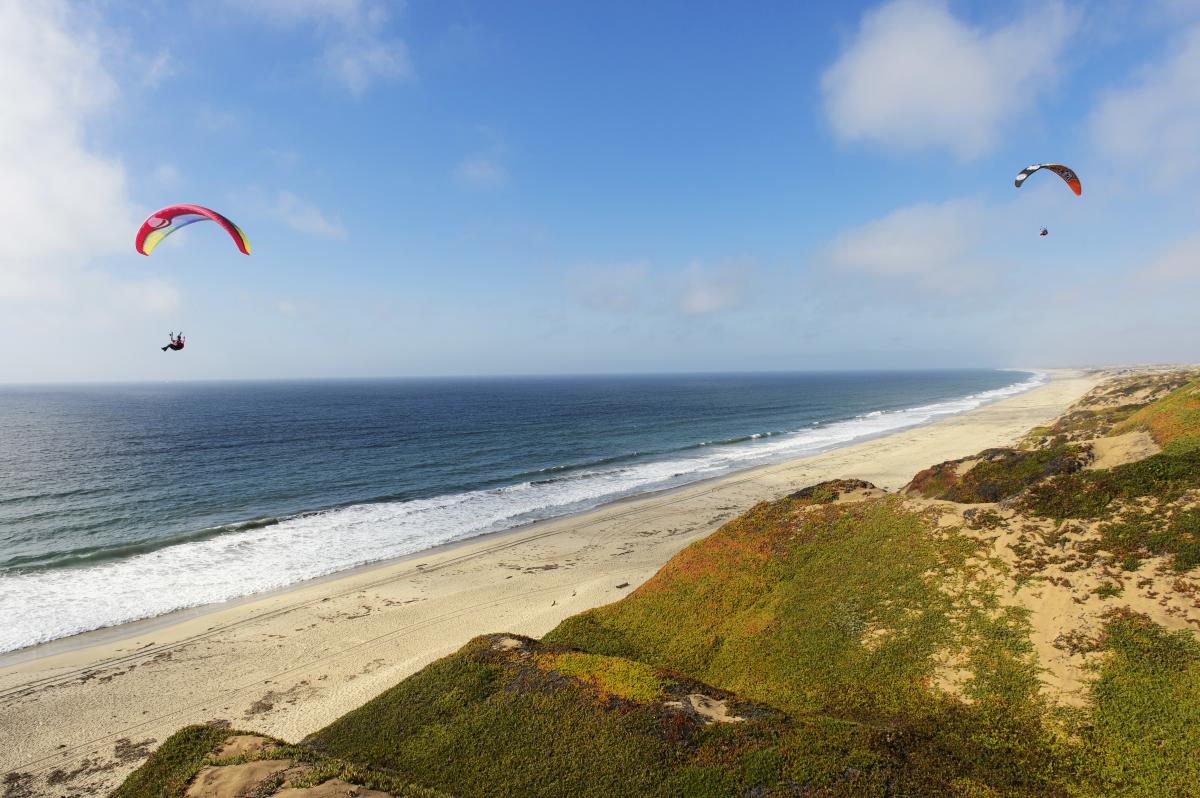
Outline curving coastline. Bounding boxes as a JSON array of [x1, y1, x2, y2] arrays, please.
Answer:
[[0, 368, 1098, 796], [0, 371, 1044, 655]]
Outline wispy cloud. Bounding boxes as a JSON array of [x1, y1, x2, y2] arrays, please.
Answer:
[[274, 191, 347, 239], [237, 0, 413, 95], [821, 0, 1073, 159], [824, 198, 995, 292], [152, 163, 180, 185], [139, 47, 175, 88], [453, 155, 508, 189], [453, 126, 510, 189], [1092, 24, 1200, 188], [569, 260, 753, 317], [1140, 234, 1200, 281], [676, 262, 753, 316], [273, 297, 321, 317], [569, 262, 649, 313], [196, 105, 239, 133], [263, 147, 300, 169], [115, 278, 181, 315], [323, 36, 411, 96]]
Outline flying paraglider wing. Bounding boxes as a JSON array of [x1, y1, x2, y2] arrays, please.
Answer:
[[135, 204, 251, 256], [1014, 164, 1082, 196]]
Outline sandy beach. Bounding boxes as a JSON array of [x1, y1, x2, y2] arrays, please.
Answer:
[[0, 369, 1101, 795]]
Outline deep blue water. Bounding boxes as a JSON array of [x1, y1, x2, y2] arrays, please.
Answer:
[[0, 370, 1038, 652]]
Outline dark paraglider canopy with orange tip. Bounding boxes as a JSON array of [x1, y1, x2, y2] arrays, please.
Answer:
[[1014, 163, 1081, 196]]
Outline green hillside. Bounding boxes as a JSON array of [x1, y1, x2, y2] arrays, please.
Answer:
[[117, 372, 1200, 798], [305, 633, 791, 798]]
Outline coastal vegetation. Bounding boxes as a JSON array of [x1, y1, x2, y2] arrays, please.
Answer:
[[116, 371, 1200, 798], [109, 724, 453, 798], [905, 444, 1089, 503], [307, 634, 790, 798], [1073, 609, 1200, 797]]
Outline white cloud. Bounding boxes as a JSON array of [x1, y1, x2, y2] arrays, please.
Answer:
[[825, 198, 994, 291], [821, 0, 1073, 159], [238, 0, 412, 95], [0, 2, 178, 320], [1092, 25, 1200, 187], [453, 155, 508, 189], [274, 191, 347, 239], [1140, 234, 1200, 281], [676, 262, 752, 315], [0, 1, 123, 261]]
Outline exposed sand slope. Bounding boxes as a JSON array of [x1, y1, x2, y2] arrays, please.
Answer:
[[921, 502, 1200, 707], [0, 369, 1099, 796], [1087, 429, 1160, 469]]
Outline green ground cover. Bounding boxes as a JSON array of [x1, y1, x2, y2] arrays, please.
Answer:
[[907, 446, 1088, 503], [546, 497, 1067, 796], [1114, 380, 1200, 454], [117, 377, 1200, 798], [1069, 610, 1200, 798], [303, 635, 790, 798], [121, 491, 1200, 797]]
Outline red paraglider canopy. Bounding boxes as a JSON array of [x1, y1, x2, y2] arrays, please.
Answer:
[[135, 204, 251, 256]]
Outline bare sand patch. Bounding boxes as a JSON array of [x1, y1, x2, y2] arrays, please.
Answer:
[[664, 694, 744, 724], [931, 649, 974, 701], [492, 636, 524, 651], [185, 759, 294, 797], [1087, 430, 1159, 470], [211, 734, 275, 760]]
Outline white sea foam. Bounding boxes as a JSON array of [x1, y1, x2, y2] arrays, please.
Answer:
[[0, 372, 1045, 654]]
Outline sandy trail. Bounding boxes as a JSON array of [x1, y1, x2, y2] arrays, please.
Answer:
[[0, 370, 1099, 795]]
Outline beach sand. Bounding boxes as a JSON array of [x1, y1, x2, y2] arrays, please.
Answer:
[[0, 369, 1101, 795]]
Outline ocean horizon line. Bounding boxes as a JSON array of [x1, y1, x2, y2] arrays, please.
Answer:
[[0, 365, 1058, 390]]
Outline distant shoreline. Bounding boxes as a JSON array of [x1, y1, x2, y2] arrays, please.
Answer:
[[1, 368, 1043, 659]]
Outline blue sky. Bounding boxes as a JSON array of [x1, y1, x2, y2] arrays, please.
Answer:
[[3, 0, 1200, 382]]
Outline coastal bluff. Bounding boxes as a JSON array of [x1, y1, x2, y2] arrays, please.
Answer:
[[108, 369, 1200, 797]]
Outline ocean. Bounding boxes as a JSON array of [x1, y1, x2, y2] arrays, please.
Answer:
[[0, 369, 1040, 653]]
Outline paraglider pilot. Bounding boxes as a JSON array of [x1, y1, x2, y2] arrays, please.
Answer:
[[1040, 228, 1049, 237], [162, 332, 185, 352]]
